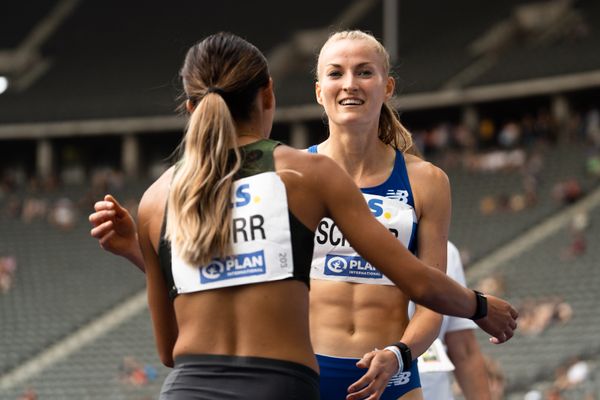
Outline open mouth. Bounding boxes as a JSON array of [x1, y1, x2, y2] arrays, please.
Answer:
[[338, 98, 364, 106]]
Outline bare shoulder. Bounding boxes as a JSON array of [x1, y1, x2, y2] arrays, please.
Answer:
[[404, 153, 449, 188], [273, 144, 344, 185], [138, 166, 174, 219]]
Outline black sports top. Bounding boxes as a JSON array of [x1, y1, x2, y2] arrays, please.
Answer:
[[158, 139, 314, 300]]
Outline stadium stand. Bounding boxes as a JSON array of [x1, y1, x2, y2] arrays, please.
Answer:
[[469, 193, 600, 397], [1, 1, 600, 399]]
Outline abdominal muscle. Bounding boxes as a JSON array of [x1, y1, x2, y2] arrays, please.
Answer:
[[309, 279, 410, 357]]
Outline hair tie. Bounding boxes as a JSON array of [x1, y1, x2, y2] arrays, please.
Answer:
[[207, 87, 225, 96]]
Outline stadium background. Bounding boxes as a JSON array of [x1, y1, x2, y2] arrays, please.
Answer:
[[1, 0, 600, 399]]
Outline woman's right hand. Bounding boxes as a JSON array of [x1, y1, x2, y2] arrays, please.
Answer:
[[89, 194, 141, 265]]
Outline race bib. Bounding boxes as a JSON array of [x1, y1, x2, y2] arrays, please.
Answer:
[[311, 193, 417, 285], [171, 172, 294, 293], [417, 339, 455, 373]]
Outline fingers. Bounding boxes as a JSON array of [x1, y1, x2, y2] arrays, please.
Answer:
[[346, 378, 384, 400], [348, 351, 396, 400], [90, 220, 114, 239], [355, 350, 376, 369], [489, 327, 515, 344], [346, 379, 374, 400], [104, 194, 127, 217], [89, 209, 116, 226], [510, 306, 519, 319], [347, 372, 374, 396]]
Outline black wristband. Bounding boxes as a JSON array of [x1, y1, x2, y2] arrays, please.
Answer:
[[391, 342, 412, 372], [469, 290, 488, 320]]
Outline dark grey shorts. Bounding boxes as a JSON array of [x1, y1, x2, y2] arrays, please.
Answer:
[[160, 354, 320, 400]]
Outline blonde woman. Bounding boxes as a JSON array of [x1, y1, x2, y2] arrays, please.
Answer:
[[306, 30, 451, 400]]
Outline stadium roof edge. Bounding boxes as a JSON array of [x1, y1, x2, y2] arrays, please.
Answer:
[[1, 68, 600, 140]]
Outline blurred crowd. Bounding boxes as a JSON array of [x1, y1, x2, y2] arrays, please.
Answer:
[[0, 167, 141, 232]]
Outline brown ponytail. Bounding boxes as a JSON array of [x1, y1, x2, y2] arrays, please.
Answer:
[[166, 32, 270, 266]]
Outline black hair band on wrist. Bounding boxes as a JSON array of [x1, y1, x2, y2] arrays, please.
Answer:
[[391, 342, 412, 372], [469, 290, 488, 320]]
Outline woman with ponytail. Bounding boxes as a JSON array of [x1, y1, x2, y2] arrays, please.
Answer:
[[92, 31, 517, 400]]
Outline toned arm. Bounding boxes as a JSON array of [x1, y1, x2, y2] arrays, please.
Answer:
[[400, 159, 451, 357], [310, 155, 517, 341]]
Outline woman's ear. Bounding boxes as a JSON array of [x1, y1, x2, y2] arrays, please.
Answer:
[[185, 99, 194, 113], [315, 81, 323, 105], [385, 76, 395, 100], [262, 78, 275, 110]]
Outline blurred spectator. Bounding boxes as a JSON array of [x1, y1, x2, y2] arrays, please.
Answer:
[[554, 357, 591, 391], [452, 123, 476, 150], [498, 121, 522, 148], [478, 118, 496, 147], [479, 195, 498, 215], [552, 178, 583, 205], [545, 387, 565, 400], [508, 193, 528, 212], [561, 232, 586, 261], [584, 108, 600, 149], [476, 274, 505, 297], [3, 195, 22, 218], [524, 389, 543, 400], [48, 198, 78, 231], [534, 108, 557, 143], [21, 197, 48, 223], [586, 152, 600, 179], [17, 388, 37, 400], [561, 211, 588, 261], [118, 356, 149, 387], [0, 255, 17, 294], [518, 296, 572, 336]]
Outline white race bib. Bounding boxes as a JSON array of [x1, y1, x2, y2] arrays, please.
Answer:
[[172, 172, 294, 293], [417, 338, 455, 373], [311, 193, 417, 285]]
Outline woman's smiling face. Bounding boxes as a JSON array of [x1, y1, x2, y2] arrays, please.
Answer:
[[316, 38, 395, 129]]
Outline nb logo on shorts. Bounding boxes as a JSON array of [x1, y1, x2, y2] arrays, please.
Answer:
[[387, 371, 411, 386], [200, 250, 266, 283], [324, 254, 383, 279]]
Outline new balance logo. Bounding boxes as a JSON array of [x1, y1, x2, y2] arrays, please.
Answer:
[[387, 371, 411, 386], [386, 189, 409, 203]]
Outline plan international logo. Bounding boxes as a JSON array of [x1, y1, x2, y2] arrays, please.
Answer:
[[324, 254, 383, 279], [200, 250, 266, 283]]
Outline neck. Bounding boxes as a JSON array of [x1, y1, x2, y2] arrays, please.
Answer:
[[320, 123, 394, 184], [235, 119, 265, 146]]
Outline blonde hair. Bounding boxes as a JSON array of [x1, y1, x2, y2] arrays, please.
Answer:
[[317, 30, 413, 152], [166, 32, 269, 266]]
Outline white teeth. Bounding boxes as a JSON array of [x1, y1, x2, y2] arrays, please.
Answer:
[[339, 98, 364, 105]]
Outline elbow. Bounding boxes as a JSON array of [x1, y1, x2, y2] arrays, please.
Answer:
[[408, 279, 433, 307], [410, 270, 448, 312]]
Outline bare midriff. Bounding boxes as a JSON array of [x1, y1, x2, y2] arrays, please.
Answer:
[[171, 279, 318, 372], [309, 279, 409, 357]]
